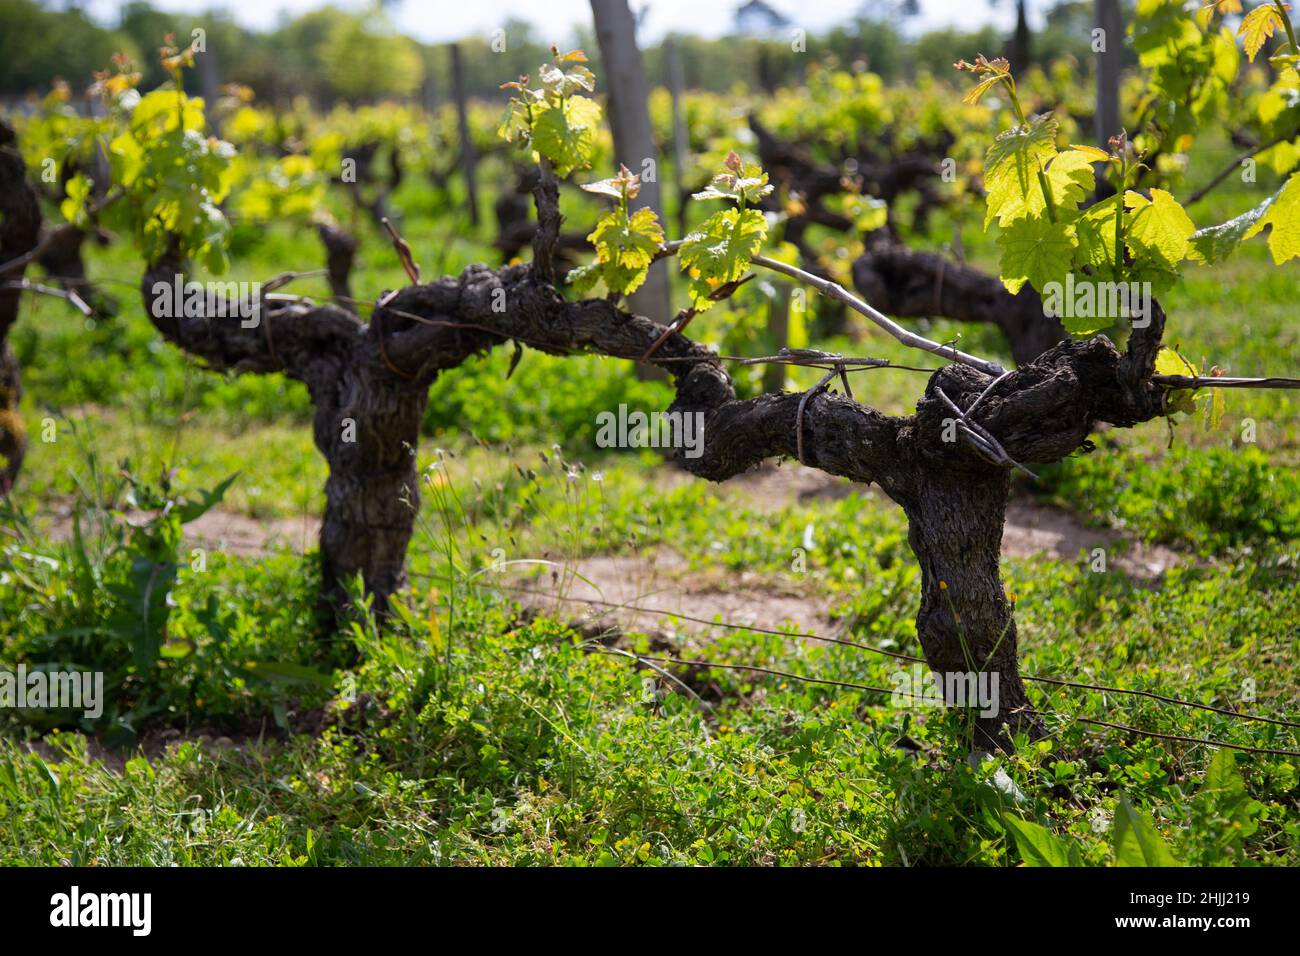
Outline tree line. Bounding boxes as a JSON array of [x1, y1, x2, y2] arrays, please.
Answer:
[[1, 0, 1125, 108]]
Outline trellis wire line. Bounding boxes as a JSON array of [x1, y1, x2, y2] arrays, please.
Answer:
[[601, 649, 1300, 759], [1151, 373, 1300, 390], [1019, 672, 1299, 729], [265, 288, 1300, 393], [414, 571, 924, 661], [334, 301, 946, 377], [1067, 716, 1300, 757], [419, 573, 1300, 730], [599, 648, 901, 697], [273, 295, 1300, 392], [749, 253, 1008, 377], [32, 276, 1300, 391]]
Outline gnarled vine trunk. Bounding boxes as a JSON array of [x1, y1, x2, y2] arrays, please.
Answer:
[[140, 250, 435, 615], [311, 365, 427, 609], [316, 221, 358, 307], [900, 471, 1040, 747], [0, 122, 42, 494]]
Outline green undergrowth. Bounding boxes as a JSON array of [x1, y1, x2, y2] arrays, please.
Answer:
[[1, 431, 1296, 865]]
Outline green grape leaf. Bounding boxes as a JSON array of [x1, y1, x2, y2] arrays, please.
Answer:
[[580, 179, 628, 200], [234, 154, 324, 222], [692, 152, 774, 205], [1239, 3, 1287, 61], [1250, 170, 1300, 263], [1154, 346, 1200, 415], [962, 73, 1004, 107], [581, 164, 641, 201], [982, 113, 1058, 228], [1041, 149, 1098, 217], [1260, 138, 1300, 176], [107, 129, 145, 186], [566, 262, 603, 296], [1211, 23, 1242, 86], [101, 85, 233, 273], [678, 207, 769, 309], [498, 97, 533, 145], [997, 215, 1077, 296], [1075, 192, 1123, 274], [59, 173, 94, 226], [1190, 187, 1280, 263], [1124, 188, 1196, 268], [531, 95, 602, 176], [1068, 143, 1114, 164], [539, 60, 596, 97], [585, 205, 665, 296], [130, 88, 205, 137]]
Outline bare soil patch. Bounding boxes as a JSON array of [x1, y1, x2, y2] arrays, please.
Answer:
[[503, 548, 830, 636], [670, 461, 1181, 578], [40, 502, 317, 557]]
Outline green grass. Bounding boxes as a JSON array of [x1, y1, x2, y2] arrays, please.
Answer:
[[2, 554, 1296, 865], [2, 432, 1296, 865]]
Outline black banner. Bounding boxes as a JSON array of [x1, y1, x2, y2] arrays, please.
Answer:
[[0, 865, 1287, 941]]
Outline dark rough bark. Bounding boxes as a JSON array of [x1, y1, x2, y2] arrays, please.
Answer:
[[364, 249, 1166, 750], [852, 236, 1070, 367], [0, 122, 42, 494], [529, 160, 563, 287], [0, 343, 23, 495], [897, 464, 1038, 747], [141, 250, 428, 615], [311, 361, 427, 610], [316, 220, 358, 307]]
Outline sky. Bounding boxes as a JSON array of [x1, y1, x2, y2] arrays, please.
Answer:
[[75, 0, 1040, 44]]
